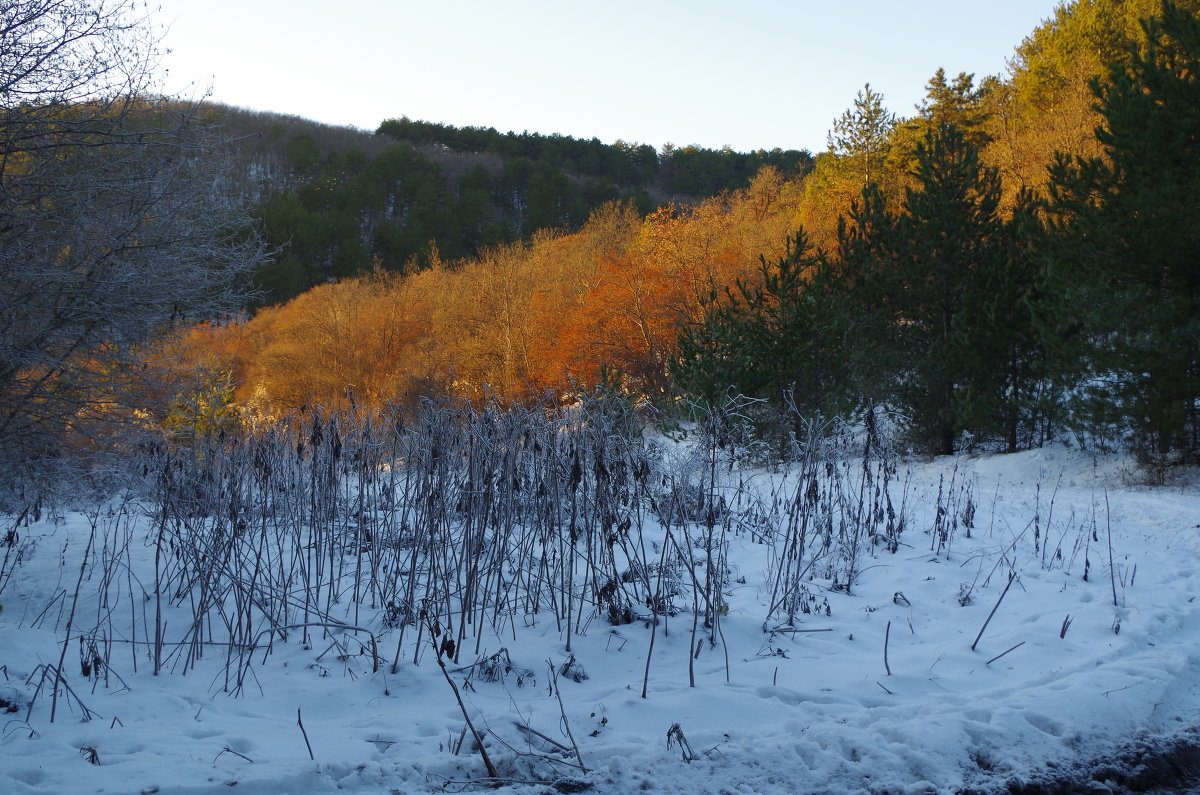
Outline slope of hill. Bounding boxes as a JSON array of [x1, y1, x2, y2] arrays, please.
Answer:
[[204, 105, 812, 304]]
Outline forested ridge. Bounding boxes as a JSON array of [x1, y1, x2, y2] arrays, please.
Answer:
[[3, 0, 1199, 494], [201, 105, 812, 304]]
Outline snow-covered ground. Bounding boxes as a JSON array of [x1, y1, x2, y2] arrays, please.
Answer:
[[2, 446, 1199, 794]]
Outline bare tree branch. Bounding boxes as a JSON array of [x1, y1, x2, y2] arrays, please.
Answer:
[[0, 0, 271, 496]]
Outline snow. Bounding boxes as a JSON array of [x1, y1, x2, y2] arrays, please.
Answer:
[[2, 446, 1200, 794]]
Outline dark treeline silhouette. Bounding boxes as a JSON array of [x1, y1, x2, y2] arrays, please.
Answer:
[[375, 116, 813, 194]]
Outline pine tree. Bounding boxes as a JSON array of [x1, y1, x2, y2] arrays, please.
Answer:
[[828, 84, 897, 189], [673, 230, 848, 421], [840, 122, 1019, 455], [891, 70, 993, 175], [919, 69, 991, 143], [1044, 1, 1200, 472], [957, 189, 1050, 452]]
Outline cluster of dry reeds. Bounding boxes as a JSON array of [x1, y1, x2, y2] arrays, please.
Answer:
[[10, 396, 930, 727]]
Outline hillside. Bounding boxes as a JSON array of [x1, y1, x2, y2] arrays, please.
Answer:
[[203, 105, 812, 304]]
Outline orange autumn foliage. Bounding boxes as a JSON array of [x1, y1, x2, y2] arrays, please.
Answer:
[[169, 167, 806, 413]]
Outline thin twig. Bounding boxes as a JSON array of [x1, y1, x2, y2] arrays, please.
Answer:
[[297, 708, 314, 761], [214, 745, 255, 764], [985, 640, 1026, 666], [514, 722, 571, 753], [1105, 489, 1118, 607], [883, 620, 892, 676], [547, 660, 588, 774], [434, 626, 498, 778], [972, 571, 1016, 652]]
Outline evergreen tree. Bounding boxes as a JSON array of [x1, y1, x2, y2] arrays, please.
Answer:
[[828, 84, 897, 188], [833, 182, 900, 407], [892, 70, 993, 173], [919, 69, 991, 142], [841, 122, 1016, 454], [957, 189, 1050, 452], [1044, 1, 1200, 471], [673, 230, 849, 421]]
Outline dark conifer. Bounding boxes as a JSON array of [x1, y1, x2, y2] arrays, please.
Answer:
[[673, 230, 848, 423], [1044, 1, 1200, 472]]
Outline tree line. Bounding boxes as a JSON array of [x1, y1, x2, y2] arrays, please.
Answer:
[[3, 0, 1198, 499], [166, 0, 1199, 476], [163, 168, 803, 420], [375, 116, 813, 195], [679, 0, 1200, 473], [202, 108, 813, 305]]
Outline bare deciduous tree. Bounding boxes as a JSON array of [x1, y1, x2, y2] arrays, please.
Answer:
[[0, 0, 270, 491]]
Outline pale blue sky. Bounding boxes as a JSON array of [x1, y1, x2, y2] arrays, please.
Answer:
[[154, 1, 1060, 154]]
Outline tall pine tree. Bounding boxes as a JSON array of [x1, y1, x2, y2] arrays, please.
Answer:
[[828, 85, 898, 189], [841, 122, 1030, 455], [1044, 1, 1200, 472]]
